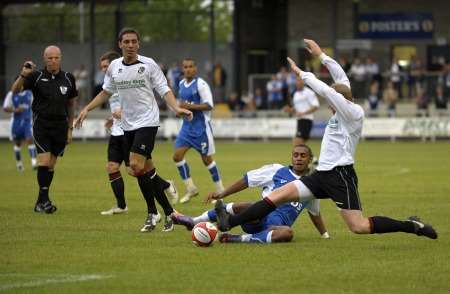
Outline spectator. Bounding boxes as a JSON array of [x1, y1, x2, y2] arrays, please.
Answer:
[[167, 62, 182, 94], [367, 80, 380, 117], [276, 66, 289, 103], [365, 57, 380, 83], [349, 58, 367, 99], [383, 81, 398, 117], [253, 87, 265, 110], [73, 64, 89, 108], [227, 92, 242, 111], [415, 86, 429, 117], [435, 85, 448, 116], [212, 62, 227, 103], [241, 92, 257, 118], [408, 56, 424, 99], [266, 75, 283, 109], [390, 58, 403, 99]]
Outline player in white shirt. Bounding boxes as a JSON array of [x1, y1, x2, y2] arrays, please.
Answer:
[[173, 58, 224, 204], [75, 28, 192, 233], [214, 39, 437, 240], [284, 77, 319, 146]]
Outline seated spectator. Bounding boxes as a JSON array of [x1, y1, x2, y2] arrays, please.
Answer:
[[383, 81, 398, 117], [415, 86, 430, 117], [227, 92, 243, 111], [367, 80, 380, 117], [435, 85, 448, 116], [254, 87, 266, 110]]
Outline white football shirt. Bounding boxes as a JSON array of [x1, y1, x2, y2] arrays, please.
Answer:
[[292, 87, 319, 120], [103, 55, 171, 131], [108, 93, 124, 136], [301, 54, 364, 171]]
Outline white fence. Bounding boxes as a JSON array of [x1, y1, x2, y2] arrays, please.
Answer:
[[0, 117, 449, 141]]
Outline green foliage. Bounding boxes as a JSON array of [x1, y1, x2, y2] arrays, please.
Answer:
[[4, 0, 232, 43], [1, 140, 449, 293]]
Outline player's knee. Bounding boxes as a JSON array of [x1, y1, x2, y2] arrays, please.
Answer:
[[347, 222, 369, 234], [129, 160, 145, 175], [272, 228, 294, 243], [106, 162, 120, 174], [173, 153, 183, 162]]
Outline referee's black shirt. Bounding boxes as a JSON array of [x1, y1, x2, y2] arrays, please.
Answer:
[[23, 68, 78, 120]]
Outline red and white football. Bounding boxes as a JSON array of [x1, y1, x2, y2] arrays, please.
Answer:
[[191, 222, 218, 247]]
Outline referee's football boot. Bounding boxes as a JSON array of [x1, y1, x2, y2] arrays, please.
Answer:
[[214, 199, 231, 232], [140, 213, 158, 232], [34, 201, 57, 214], [170, 212, 195, 230], [408, 216, 438, 239]]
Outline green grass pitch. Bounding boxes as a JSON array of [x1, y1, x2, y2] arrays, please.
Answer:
[[1, 140, 449, 293]]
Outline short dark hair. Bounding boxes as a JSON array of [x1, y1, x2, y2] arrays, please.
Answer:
[[293, 144, 313, 158], [100, 51, 121, 63], [183, 58, 196, 65], [118, 27, 140, 42]]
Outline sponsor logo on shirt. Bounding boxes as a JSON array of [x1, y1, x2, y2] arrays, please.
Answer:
[[60, 86, 68, 95]]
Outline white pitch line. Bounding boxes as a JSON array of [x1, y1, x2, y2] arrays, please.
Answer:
[[0, 274, 113, 291]]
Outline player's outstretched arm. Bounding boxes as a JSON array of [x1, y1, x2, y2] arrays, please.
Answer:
[[163, 90, 193, 120], [308, 211, 329, 239], [11, 61, 35, 94], [304, 39, 350, 88], [74, 90, 112, 128], [204, 178, 248, 204]]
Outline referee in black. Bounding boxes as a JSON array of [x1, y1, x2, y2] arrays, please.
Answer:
[[11, 45, 78, 214]]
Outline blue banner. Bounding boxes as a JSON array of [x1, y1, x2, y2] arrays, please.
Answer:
[[357, 13, 434, 39]]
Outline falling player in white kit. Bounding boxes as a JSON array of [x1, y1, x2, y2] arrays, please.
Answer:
[[173, 58, 224, 204], [214, 39, 437, 241], [75, 28, 192, 232]]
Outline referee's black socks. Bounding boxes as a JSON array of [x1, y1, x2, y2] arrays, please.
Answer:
[[369, 216, 415, 234], [37, 166, 53, 203], [229, 198, 277, 228], [137, 171, 158, 215], [109, 171, 126, 209]]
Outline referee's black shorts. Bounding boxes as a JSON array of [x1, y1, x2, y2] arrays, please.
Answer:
[[295, 119, 313, 140], [33, 118, 68, 157], [300, 165, 362, 210], [107, 135, 129, 166], [123, 127, 158, 159]]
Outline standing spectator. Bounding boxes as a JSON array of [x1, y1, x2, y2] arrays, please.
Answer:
[[75, 28, 192, 232], [365, 57, 380, 83], [285, 77, 319, 146], [435, 85, 448, 116], [227, 92, 242, 111], [73, 64, 89, 108], [11, 45, 78, 214], [167, 62, 182, 94], [415, 86, 429, 117], [212, 62, 227, 103], [390, 58, 403, 99], [277, 66, 289, 103], [349, 58, 367, 99], [383, 81, 398, 117], [408, 56, 424, 99], [266, 75, 283, 109], [367, 80, 380, 117]]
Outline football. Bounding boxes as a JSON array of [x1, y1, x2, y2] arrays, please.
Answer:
[[191, 222, 218, 247]]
